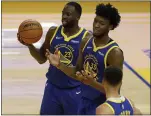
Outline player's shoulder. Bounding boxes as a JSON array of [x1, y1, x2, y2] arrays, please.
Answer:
[[112, 47, 123, 53], [85, 30, 93, 38], [125, 97, 142, 115], [125, 97, 134, 107], [80, 30, 93, 49], [108, 42, 124, 57], [45, 26, 61, 38], [82, 30, 93, 42], [109, 39, 123, 53], [96, 102, 114, 114], [44, 26, 60, 42], [47, 26, 59, 32]]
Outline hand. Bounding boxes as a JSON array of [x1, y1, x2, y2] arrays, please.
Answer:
[[76, 70, 97, 85], [76, 71, 87, 82], [81, 70, 97, 85], [45, 48, 60, 67], [17, 33, 31, 46]]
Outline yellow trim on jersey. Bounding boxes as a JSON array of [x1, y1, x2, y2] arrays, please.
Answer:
[[104, 46, 119, 68], [107, 97, 126, 103], [104, 102, 115, 114], [82, 31, 88, 40], [126, 98, 134, 108], [80, 30, 88, 51], [61, 26, 84, 42], [82, 37, 92, 52], [50, 26, 59, 45], [93, 40, 116, 52]]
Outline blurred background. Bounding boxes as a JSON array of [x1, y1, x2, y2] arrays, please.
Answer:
[[2, 0, 150, 114]]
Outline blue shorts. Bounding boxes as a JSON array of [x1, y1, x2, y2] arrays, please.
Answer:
[[40, 80, 82, 115], [78, 96, 106, 115]]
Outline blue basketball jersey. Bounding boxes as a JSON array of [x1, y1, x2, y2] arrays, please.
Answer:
[[105, 96, 134, 115], [81, 38, 119, 100], [46, 25, 88, 88]]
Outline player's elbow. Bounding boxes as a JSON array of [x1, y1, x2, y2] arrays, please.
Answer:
[[37, 59, 47, 64], [38, 61, 45, 64]]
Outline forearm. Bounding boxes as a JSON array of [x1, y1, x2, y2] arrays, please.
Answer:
[[28, 45, 47, 64], [90, 81, 105, 93], [58, 63, 80, 81]]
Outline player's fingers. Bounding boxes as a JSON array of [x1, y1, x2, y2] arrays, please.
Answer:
[[94, 76, 98, 81], [45, 53, 53, 63], [17, 33, 22, 42], [20, 38, 25, 44], [45, 54, 50, 60], [17, 34, 26, 45], [76, 71, 86, 81], [46, 49, 51, 55], [17, 33, 20, 39], [81, 70, 88, 77], [54, 48, 59, 55], [87, 73, 93, 79], [45, 50, 52, 57], [17, 33, 30, 46], [89, 70, 95, 78], [45, 52, 49, 57], [76, 71, 82, 76], [76, 71, 83, 78], [17, 33, 24, 43]]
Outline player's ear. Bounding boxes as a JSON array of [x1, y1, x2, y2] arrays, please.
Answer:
[[120, 81, 122, 86], [75, 13, 80, 21]]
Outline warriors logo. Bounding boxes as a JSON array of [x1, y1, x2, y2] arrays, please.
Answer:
[[55, 44, 74, 66], [83, 54, 98, 77]]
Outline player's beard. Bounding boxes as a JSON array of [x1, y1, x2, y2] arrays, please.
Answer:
[[62, 20, 76, 28]]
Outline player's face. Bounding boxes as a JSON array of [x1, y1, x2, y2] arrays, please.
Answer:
[[93, 15, 112, 37], [62, 5, 78, 28]]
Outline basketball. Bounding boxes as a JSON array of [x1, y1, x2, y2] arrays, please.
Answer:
[[18, 19, 43, 44]]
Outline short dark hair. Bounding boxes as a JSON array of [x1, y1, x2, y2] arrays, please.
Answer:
[[104, 66, 123, 86], [66, 2, 82, 18], [95, 3, 121, 30]]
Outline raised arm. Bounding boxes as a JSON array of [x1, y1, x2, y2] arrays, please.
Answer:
[[17, 26, 57, 64]]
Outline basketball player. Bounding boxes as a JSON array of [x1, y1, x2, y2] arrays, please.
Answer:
[[45, 3, 124, 115], [96, 66, 142, 115], [17, 2, 92, 115], [77, 3, 124, 114]]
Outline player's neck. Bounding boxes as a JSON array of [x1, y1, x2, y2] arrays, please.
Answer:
[[63, 25, 80, 37], [94, 34, 110, 47], [105, 88, 120, 99]]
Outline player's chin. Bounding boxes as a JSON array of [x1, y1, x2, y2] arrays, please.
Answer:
[[62, 21, 68, 27], [62, 24, 68, 28], [93, 32, 101, 37]]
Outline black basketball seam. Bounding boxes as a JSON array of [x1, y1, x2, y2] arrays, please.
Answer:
[[19, 28, 42, 33], [19, 20, 41, 27], [20, 34, 42, 39]]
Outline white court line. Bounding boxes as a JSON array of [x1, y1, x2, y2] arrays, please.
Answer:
[[2, 22, 58, 31], [2, 52, 20, 55]]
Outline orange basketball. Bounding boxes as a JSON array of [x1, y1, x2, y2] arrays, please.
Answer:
[[18, 19, 43, 44]]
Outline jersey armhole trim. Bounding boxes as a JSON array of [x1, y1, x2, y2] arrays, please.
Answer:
[[50, 26, 59, 46], [104, 46, 119, 68], [104, 102, 115, 114]]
